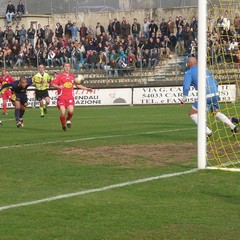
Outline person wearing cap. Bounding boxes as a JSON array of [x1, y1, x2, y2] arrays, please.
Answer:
[[149, 20, 158, 36]]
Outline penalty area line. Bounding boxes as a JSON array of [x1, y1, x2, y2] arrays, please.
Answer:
[[0, 168, 198, 212], [0, 127, 196, 150]]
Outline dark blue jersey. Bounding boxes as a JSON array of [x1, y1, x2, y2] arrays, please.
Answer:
[[0, 78, 32, 96]]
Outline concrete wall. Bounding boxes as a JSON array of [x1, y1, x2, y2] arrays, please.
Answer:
[[51, 7, 198, 31], [0, 6, 198, 33]]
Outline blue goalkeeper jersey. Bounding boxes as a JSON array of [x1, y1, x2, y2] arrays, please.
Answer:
[[183, 65, 218, 97]]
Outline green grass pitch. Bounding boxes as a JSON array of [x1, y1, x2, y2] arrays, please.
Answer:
[[0, 105, 240, 240]]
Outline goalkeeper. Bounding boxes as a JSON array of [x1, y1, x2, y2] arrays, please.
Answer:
[[181, 57, 238, 136]]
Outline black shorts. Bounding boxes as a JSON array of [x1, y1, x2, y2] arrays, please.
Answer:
[[35, 89, 49, 101]]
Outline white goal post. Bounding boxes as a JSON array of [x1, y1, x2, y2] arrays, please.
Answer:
[[198, 0, 207, 169]]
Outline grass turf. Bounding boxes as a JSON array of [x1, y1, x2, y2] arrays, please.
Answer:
[[0, 105, 240, 240]]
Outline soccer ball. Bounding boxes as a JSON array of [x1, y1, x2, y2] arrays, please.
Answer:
[[0, 120, 3, 125], [74, 74, 84, 85]]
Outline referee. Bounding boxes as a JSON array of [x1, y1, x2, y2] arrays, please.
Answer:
[[32, 65, 52, 117]]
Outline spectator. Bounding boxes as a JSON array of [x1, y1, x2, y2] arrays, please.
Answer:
[[150, 48, 160, 68], [107, 20, 113, 37], [108, 58, 118, 76], [0, 28, 5, 48], [36, 23, 44, 41], [55, 22, 63, 39], [183, 25, 193, 53], [208, 14, 216, 32], [168, 17, 175, 35], [87, 25, 95, 42], [142, 48, 151, 68], [169, 32, 177, 52], [45, 49, 55, 67], [64, 20, 72, 40], [79, 23, 88, 39], [175, 16, 180, 33], [121, 17, 131, 40], [4, 25, 15, 45], [160, 35, 171, 58], [44, 25, 54, 46], [14, 25, 20, 43], [176, 25, 185, 55], [27, 24, 35, 47], [95, 22, 105, 40], [112, 18, 121, 40], [132, 18, 141, 40], [5, 0, 15, 24], [160, 18, 169, 36], [234, 12, 240, 35], [16, 0, 25, 24], [67, 22, 79, 42], [84, 50, 97, 71], [190, 16, 198, 40], [142, 18, 150, 39], [18, 24, 26, 45], [149, 20, 158, 36]]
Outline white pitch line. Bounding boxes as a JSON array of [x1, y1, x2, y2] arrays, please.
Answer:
[[0, 127, 196, 150], [0, 168, 198, 212]]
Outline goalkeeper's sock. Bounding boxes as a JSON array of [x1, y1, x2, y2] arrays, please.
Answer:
[[216, 112, 235, 130], [190, 113, 212, 135], [190, 113, 198, 124], [60, 115, 66, 127]]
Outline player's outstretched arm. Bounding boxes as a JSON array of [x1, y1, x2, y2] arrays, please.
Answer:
[[76, 84, 93, 92]]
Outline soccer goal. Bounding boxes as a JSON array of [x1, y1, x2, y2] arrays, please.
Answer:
[[198, 0, 240, 171]]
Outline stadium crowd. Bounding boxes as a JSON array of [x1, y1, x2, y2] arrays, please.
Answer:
[[0, 0, 239, 74]]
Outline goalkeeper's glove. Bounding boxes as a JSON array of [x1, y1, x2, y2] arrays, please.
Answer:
[[180, 96, 187, 106]]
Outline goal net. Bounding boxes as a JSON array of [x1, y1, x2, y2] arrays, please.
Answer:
[[206, 0, 240, 171]]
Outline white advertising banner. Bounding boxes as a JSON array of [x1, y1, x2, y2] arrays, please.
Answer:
[[0, 88, 132, 108], [0, 84, 236, 108], [133, 85, 236, 105]]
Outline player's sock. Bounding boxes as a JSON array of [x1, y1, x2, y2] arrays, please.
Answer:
[[40, 107, 44, 117], [15, 108, 20, 121], [190, 113, 212, 135], [43, 103, 48, 114], [3, 103, 7, 113], [216, 112, 236, 130], [60, 115, 66, 127], [66, 113, 73, 121], [20, 109, 25, 118], [190, 113, 198, 124]]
